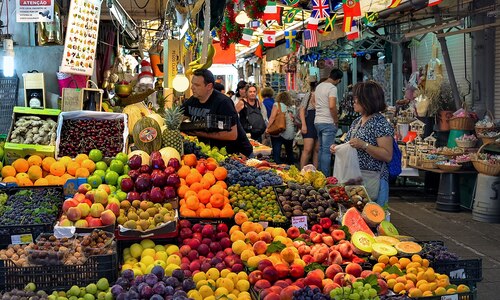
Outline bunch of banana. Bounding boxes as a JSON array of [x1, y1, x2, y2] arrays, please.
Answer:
[[185, 44, 215, 76]]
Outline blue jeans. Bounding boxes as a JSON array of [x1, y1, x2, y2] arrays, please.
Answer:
[[271, 136, 294, 165], [315, 123, 337, 177], [377, 178, 389, 207]]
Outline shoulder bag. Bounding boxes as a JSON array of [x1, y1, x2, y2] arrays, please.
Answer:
[[267, 102, 286, 135]]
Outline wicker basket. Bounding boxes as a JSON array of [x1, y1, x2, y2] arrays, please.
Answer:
[[475, 111, 498, 136], [471, 142, 500, 176], [455, 138, 477, 148], [449, 116, 475, 131], [479, 135, 500, 145], [437, 164, 462, 172], [458, 161, 473, 169], [422, 160, 439, 169]]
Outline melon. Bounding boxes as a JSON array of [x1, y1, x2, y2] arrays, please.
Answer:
[[351, 231, 375, 255], [159, 147, 181, 164], [371, 242, 398, 259], [128, 150, 150, 165], [132, 117, 162, 154], [361, 202, 386, 227], [377, 220, 399, 237], [395, 241, 422, 255], [148, 112, 165, 128], [342, 207, 374, 236], [374, 235, 400, 246]]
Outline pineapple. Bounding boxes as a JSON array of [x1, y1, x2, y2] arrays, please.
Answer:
[[162, 104, 184, 154]]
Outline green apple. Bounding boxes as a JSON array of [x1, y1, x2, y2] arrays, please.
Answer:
[[104, 171, 119, 185], [93, 169, 106, 180], [87, 174, 102, 188], [115, 152, 129, 164], [95, 161, 108, 171], [89, 149, 103, 162], [116, 190, 127, 201]]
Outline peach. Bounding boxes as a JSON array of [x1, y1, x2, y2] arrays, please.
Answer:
[[328, 250, 343, 265], [302, 254, 315, 264], [62, 199, 79, 213], [345, 262, 363, 278], [289, 263, 304, 278], [274, 280, 289, 289], [309, 269, 325, 280], [297, 244, 311, 256], [240, 221, 254, 234], [234, 211, 249, 225], [338, 242, 353, 259], [280, 285, 300, 300], [325, 264, 343, 279], [253, 241, 268, 255], [254, 279, 271, 292], [322, 235, 334, 246], [263, 292, 280, 300], [313, 248, 329, 263], [323, 282, 341, 294], [286, 227, 300, 239], [304, 273, 323, 288], [333, 273, 355, 287], [262, 266, 278, 282], [246, 231, 260, 244], [258, 231, 273, 243], [331, 229, 346, 242], [248, 270, 263, 285], [66, 206, 82, 222], [274, 263, 289, 279], [280, 247, 295, 263], [100, 209, 116, 226], [310, 231, 322, 243], [271, 227, 287, 238]]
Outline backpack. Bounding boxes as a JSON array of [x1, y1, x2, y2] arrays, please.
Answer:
[[281, 104, 296, 140], [388, 139, 402, 180], [242, 101, 266, 136]]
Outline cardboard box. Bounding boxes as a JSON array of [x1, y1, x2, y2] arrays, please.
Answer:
[[4, 107, 61, 164]]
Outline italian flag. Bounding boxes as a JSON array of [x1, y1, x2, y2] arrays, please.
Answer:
[[239, 28, 254, 46], [307, 17, 319, 30], [428, 0, 442, 6]]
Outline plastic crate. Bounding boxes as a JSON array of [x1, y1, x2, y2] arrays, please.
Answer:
[[0, 252, 118, 292], [386, 289, 476, 299], [0, 74, 19, 135], [432, 259, 482, 287]]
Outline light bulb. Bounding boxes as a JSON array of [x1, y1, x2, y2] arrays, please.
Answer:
[[172, 63, 189, 92], [235, 11, 250, 25], [3, 39, 15, 77]]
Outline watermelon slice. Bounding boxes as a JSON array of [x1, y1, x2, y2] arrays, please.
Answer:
[[342, 207, 374, 236]]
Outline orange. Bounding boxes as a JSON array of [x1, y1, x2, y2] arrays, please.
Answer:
[[48, 176, 64, 185], [186, 172, 202, 186], [66, 162, 81, 176], [211, 208, 221, 218], [179, 199, 186, 207], [215, 181, 227, 189], [1, 166, 16, 178], [180, 178, 186, 186], [198, 189, 212, 204], [177, 165, 191, 179], [12, 159, 29, 173], [203, 173, 216, 186], [2, 176, 18, 184], [181, 208, 197, 217], [199, 208, 214, 218], [50, 162, 66, 176], [18, 178, 33, 186], [74, 167, 90, 178], [42, 157, 56, 172], [177, 185, 190, 198], [209, 184, 224, 196], [59, 156, 73, 167], [220, 207, 234, 218], [234, 212, 249, 225], [199, 179, 211, 190], [61, 174, 74, 183], [186, 195, 200, 210], [214, 167, 227, 181], [27, 165, 43, 181], [183, 154, 197, 167], [15, 172, 30, 181], [206, 162, 218, 171], [75, 154, 89, 165], [80, 159, 96, 173], [210, 193, 225, 208], [184, 190, 197, 200], [34, 178, 49, 186], [190, 182, 204, 193], [27, 155, 43, 167]]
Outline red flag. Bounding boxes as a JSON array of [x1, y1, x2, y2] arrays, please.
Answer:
[[255, 38, 264, 58], [343, 0, 361, 17]]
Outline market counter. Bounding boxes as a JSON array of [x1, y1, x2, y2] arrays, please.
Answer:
[[410, 165, 477, 212]]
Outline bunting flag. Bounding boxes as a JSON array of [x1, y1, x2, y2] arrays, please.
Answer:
[[303, 29, 318, 48], [264, 1, 277, 14], [255, 38, 264, 58], [307, 17, 319, 30], [262, 5, 283, 25], [284, 30, 297, 49], [346, 21, 359, 40], [388, 0, 402, 8], [428, 0, 443, 6], [343, 16, 353, 32], [362, 12, 378, 26], [284, 8, 302, 23], [324, 13, 337, 32], [312, 0, 330, 19], [250, 20, 260, 28], [342, 0, 362, 17], [239, 28, 254, 46], [285, 0, 300, 7], [263, 30, 276, 47]]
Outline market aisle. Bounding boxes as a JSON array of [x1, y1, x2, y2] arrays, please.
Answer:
[[388, 195, 500, 300]]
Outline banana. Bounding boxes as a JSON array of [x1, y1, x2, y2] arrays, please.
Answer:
[[186, 44, 216, 75], [188, 57, 201, 66]]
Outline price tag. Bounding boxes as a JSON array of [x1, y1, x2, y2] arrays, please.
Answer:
[[11, 234, 33, 245], [441, 294, 458, 300], [449, 268, 466, 279], [218, 121, 224, 130], [291, 216, 308, 230], [258, 222, 269, 229]]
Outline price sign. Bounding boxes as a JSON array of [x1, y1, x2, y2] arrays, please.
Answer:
[[11, 234, 34, 245], [258, 222, 269, 229], [291, 216, 308, 230], [441, 294, 458, 300]]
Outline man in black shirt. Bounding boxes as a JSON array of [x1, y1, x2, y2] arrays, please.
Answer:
[[182, 69, 253, 157]]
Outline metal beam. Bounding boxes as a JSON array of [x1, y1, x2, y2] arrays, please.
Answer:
[[436, 22, 500, 38]]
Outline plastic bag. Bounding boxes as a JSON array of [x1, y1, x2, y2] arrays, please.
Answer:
[[333, 143, 362, 184]]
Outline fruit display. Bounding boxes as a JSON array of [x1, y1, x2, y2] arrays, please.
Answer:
[[118, 199, 176, 231], [58, 183, 118, 228], [275, 183, 337, 226], [77, 229, 116, 256], [189, 268, 251, 300], [182, 139, 208, 159], [162, 105, 184, 152], [0, 187, 63, 226], [27, 234, 74, 265], [177, 220, 243, 275], [0, 244, 32, 267], [112, 265, 195, 299], [120, 239, 181, 275], [279, 165, 327, 189], [177, 154, 234, 218], [0, 283, 50, 300], [228, 185, 287, 223], [58, 118, 125, 157], [420, 241, 459, 261], [85, 150, 130, 188], [222, 159, 283, 188], [184, 135, 228, 162], [8, 116, 57, 145], [342, 207, 375, 236], [330, 279, 382, 300]]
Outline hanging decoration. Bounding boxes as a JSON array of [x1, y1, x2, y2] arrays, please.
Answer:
[[387, 0, 401, 8], [255, 37, 264, 58], [342, 0, 361, 32], [262, 1, 283, 25], [307, 17, 319, 30], [243, 0, 267, 20], [284, 30, 297, 50], [239, 28, 254, 46], [312, 0, 330, 19], [428, 0, 443, 6], [284, 8, 302, 23], [323, 13, 337, 32], [362, 12, 378, 27], [346, 20, 360, 40], [263, 30, 276, 47], [217, 1, 243, 50], [303, 29, 318, 48], [285, 0, 300, 7]]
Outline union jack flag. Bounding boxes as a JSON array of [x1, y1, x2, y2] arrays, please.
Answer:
[[312, 0, 330, 19], [303, 29, 318, 48]]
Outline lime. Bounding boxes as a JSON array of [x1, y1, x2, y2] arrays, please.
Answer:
[[89, 149, 103, 162], [95, 161, 108, 171], [104, 171, 119, 185], [115, 152, 129, 164], [122, 165, 130, 175], [109, 160, 124, 174], [87, 174, 102, 188]]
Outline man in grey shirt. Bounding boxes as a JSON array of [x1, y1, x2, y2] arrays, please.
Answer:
[[314, 69, 343, 176]]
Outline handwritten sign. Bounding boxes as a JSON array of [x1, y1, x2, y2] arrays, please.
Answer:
[[62, 88, 82, 111], [291, 216, 308, 230], [11, 234, 33, 245], [440, 294, 458, 300]]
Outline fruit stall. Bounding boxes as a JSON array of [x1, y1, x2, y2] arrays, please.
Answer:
[[0, 108, 482, 300]]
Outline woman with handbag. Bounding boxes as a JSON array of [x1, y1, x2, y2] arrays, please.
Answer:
[[299, 82, 319, 169], [266, 92, 295, 164], [330, 81, 394, 206]]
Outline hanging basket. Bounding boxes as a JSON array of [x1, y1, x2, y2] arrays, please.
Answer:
[[449, 116, 475, 131], [471, 142, 500, 176]]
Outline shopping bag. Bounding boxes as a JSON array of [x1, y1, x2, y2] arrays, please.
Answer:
[[333, 143, 362, 184]]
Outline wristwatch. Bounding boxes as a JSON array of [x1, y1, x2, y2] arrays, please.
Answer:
[[363, 142, 369, 150]]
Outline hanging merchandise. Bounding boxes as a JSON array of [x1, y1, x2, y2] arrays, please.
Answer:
[[312, 0, 330, 19], [255, 38, 264, 58], [285, 0, 300, 7], [388, 0, 402, 8], [239, 28, 254, 46], [342, 0, 361, 32], [263, 30, 276, 48], [217, 1, 243, 50], [284, 30, 297, 50], [423, 42, 444, 108], [37, 4, 63, 45]]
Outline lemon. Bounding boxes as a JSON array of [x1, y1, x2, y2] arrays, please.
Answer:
[[140, 239, 156, 249], [199, 285, 214, 298], [164, 264, 180, 276], [236, 280, 250, 292], [129, 243, 143, 258], [206, 268, 220, 280], [154, 245, 166, 252], [141, 248, 156, 259], [193, 272, 207, 283], [140, 256, 155, 266], [166, 245, 179, 255], [121, 264, 133, 272], [215, 287, 229, 298], [166, 254, 181, 266]]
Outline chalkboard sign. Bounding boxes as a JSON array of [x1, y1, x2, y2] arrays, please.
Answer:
[[61, 88, 82, 111]]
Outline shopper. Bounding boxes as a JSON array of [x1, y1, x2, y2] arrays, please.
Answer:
[[261, 87, 275, 119], [237, 84, 267, 142], [226, 90, 235, 98], [183, 69, 253, 157], [330, 81, 394, 206], [315, 68, 343, 176], [214, 82, 225, 93], [232, 80, 247, 111], [266, 92, 295, 164], [299, 82, 319, 169]]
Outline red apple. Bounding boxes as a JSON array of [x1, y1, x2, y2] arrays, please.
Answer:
[[100, 209, 116, 226], [249, 270, 263, 285], [289, 264, 304, 278]]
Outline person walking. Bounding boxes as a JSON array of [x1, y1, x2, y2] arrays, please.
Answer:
[[261, 87, 275, 120], [266, 92, 295, 164], [330, 81, 394, 206], [232, 80, 247, 112], [299, 82, 319, 169], [315, 69, 343, 176], [237, 84, 267, 142]]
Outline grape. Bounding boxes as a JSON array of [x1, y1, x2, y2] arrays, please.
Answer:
[[330, 283, 382, 300], [293, 286, 330, 300], [420, 241, 459, 262], [221, 159, 283, 188]]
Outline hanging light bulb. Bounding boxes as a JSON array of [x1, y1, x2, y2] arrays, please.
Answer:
[[235, 10, 251, 25], [3, 39, 15, 77], [172, 63, 190, 93]]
